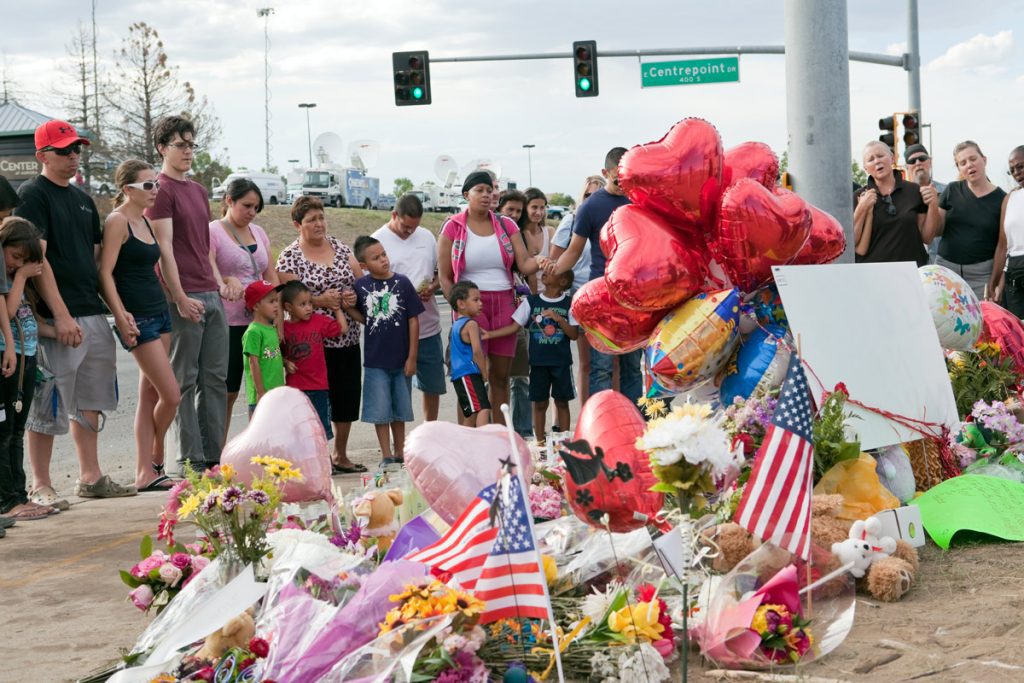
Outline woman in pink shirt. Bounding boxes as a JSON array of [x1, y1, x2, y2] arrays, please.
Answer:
[[209, 179, 278, 436]]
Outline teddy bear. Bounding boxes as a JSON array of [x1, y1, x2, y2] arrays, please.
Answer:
[[702, 495, 918, 602], [832, 516, 897, 579], [196, 609, 255, 661], [352, 488, 404, 554]]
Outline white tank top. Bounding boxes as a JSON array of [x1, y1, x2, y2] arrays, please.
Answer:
[[1005, 190, 1024, 257], [462, 228, 510, 291]]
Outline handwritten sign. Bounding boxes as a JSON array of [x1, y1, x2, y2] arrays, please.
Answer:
[[911, 475, 1024, 548]]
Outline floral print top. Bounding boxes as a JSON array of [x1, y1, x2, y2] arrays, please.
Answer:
[[276, 235, 361, 348]]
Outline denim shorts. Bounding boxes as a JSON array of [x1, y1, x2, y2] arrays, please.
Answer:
[[114, 308, 173, 352], [361, 366, 413, 424], [411, 333, 447, 395], [304, 389, 334, 440]]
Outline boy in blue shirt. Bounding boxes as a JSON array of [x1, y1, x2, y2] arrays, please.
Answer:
[[344, 236, 424, 467], [484, 269, 577, 443], [448, 280, 490, 427]]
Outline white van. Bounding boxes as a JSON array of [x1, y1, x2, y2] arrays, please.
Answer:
[[212, 171, 287, 205]]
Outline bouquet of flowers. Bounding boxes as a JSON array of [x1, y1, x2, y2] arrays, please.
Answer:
[[169, 459, 302, 567], [377, 579, 489, 682], [722, 391, 779, 459], [955, 399, 1024, 476], [583, 582, 676, 659], [751, 602, 813, 664], [635, 400, 741, 515], [811, 384, 862, 483], [120, 536, 211, 614], [150, 636, 273, 683], [948, 341, 1019, 418]]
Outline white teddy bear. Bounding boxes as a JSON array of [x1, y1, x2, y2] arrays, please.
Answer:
[[830, 516, 897, 578]]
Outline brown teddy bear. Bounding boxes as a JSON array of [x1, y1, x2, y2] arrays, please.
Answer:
[[196, 609, 255, 661], [352, 488, 404, 554], [703, 495, 918, 602]]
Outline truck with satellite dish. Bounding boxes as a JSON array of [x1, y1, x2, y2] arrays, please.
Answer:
[[300, 133, 382, 209], [410, 156, 513, 212]]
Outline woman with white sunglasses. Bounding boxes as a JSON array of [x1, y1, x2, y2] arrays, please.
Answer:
[[98, 159, 181, 492]]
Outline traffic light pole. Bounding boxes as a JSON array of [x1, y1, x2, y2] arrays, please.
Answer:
[[907, 0, 922, 120]]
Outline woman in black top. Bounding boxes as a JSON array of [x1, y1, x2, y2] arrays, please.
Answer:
[[98, 160, 181, 491], [854, 141, 940, 265], [935, 141, 1007, 300]]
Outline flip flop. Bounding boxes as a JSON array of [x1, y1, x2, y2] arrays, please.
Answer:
[[4, 504, 55, 521], [138, 475, 174, 492], [332, 463, 368, 475]]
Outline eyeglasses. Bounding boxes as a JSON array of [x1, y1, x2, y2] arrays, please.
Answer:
[[1008, 163, 1024, 176], [881, 194, 897, 217], [43, 144, 83, 157], [126, 180, 160, 191], [167, 141, 198, 151], [907, 155, 929, 165]]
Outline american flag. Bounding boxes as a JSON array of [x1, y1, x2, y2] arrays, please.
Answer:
[[406, 475, 550, 624], [733, 353, 815, 560]]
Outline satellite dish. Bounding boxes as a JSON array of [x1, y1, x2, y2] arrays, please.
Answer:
[[349, 139, 380, 173], [462, 158, 503, 181], [434, 155, 459, 188], [311, 132, 344, 166]]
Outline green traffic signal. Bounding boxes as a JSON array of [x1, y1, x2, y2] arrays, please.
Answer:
[[412, 87, 424, 100], [578, 77, 591, 92]]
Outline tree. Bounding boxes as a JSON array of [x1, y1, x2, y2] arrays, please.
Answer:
[[104, 22, 221, 165], [393, 177, 413, 197], [548, 192, 574, 207], [779, 149, 789, 173], [191, 150, 232, 196], [851, 159, 868, 187], [63, 22, 108, 184]]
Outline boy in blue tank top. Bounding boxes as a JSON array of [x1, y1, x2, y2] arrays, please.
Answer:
[[448, 280, 491, 427]]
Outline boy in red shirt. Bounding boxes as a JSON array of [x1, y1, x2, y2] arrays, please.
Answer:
[[280, 280, 347, 439]]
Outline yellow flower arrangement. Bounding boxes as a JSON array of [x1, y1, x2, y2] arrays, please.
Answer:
[[250, 455, 303, 482], [607, 601, 665, 644], [379, 580, 485, 635], [176, 493, 202, 521]]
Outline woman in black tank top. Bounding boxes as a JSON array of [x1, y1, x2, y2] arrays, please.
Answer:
[[98, 160, 181, 492]]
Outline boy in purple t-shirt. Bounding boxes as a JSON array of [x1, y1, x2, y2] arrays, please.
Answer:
[[342, 236, 423, 468]]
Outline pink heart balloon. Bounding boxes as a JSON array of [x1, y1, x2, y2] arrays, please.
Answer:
[[790, 203, 847, 265], [221, 386, 333, 503], [405, 423, 535, 525], [722, 142, 780, 190]]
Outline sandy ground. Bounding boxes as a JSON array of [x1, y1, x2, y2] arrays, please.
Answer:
[[4, 309, 1024, 682]]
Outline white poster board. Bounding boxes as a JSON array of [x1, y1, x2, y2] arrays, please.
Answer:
[[773, 262, 958, 450]]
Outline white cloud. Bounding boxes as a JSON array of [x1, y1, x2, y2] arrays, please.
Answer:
[[886, 41, 907, 56], [927, 30, 1013, 71]]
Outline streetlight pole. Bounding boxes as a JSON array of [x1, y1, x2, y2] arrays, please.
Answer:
[[522, 144, 535, 187], [257, 7, 274, 171], [298, 103, 317, 168]]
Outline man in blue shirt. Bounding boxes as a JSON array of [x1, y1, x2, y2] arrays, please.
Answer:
[[546, 147, 642, 403]]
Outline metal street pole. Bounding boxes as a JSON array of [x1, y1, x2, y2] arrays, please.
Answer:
[[298, 103, 316, 167], [522, 144, 535, 187], [258, 7, 274, 172], [784, 0, 854, 261], [907, 0, 922, 119]]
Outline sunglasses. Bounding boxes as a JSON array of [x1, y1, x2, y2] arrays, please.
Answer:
[[907, 155, 929, 165], [43, 144, 83, 156], [881, 193, 897, 217], [126, 180, 160, 191]]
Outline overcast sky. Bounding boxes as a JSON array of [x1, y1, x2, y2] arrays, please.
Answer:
[[5, 1, 1024, 196]]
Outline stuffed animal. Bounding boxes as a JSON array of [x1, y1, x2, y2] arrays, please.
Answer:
[[196, 609, 255, 661], [832, 517, 896, 578], [352, 488, 404, 553], [701, 494, 918, 602]]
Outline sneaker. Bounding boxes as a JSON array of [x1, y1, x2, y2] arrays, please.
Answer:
[[74, 475, 138, 498]]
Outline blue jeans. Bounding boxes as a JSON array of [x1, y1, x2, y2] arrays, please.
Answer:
[[589, 348, 643, 405]]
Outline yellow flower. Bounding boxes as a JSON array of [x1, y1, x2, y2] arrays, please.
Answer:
[[541, 555, 558, 585], [250, 455, 303, 482], [177, 493, 202, 520], [607, 602, 664, 644], [219, 464, 235, 482]]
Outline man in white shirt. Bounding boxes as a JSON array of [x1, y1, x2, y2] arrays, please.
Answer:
[[372, 194, 445, 420]]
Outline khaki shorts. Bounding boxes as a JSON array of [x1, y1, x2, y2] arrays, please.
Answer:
[[28, 315, 117, 436]]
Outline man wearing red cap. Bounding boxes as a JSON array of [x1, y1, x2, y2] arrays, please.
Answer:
[[13, 120, 135, 506]]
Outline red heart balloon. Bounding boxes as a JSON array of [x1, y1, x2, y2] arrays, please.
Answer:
[[790, 203, 847, 265], [980, 301, 1024, 376], [722, 142, 780, 190], [600, 205, 709, 311], [712, 179, 812, 292], [571, 278, 671, 354], [618, 117, 723, 234], [561, 390, 663, 532]]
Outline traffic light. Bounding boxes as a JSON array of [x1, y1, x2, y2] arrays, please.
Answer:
[[573, 40, 599, 97], [878, 115, 896, 156], [392, 51, 431, 106], [902, 112, 920, 146]]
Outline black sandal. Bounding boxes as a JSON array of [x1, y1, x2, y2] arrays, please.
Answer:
[[139, 475, 174, 492], [332, 463, 368, 474]]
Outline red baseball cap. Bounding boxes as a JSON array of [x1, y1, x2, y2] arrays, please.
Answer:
[[244, 280, 284, 311], [35, 120, 90, 151]]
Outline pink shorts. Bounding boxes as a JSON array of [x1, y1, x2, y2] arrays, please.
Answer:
[[477, 289, 518, 357]]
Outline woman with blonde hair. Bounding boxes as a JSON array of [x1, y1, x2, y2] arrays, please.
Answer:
[[98, 160, 181, 491], [933, 140, 1006, 300]]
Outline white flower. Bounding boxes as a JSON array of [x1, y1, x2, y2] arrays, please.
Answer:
[[580, 580, 624, 624], [636, 403, 741, 477], [157, 563, 183, 588]]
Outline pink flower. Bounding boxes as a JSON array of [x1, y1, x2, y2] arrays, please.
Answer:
[[652, 637, 675, 658], [129, 584, 155, 611], [158, 563, 183, 588], [170, 552, 192, 570], [132, 553, 166, 578], [164, 479, 192, 514], [191, 555, 211, 573]]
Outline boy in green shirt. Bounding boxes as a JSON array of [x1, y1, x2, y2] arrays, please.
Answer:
[[242, 280, 285, 415]]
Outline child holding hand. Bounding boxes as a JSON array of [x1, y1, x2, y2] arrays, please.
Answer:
[[448, 280, 491, 427], [281, 280, 347, 440], [484, 269, 577, 443], [242, 280, 285, 416]]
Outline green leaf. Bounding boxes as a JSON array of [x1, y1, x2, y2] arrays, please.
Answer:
[[119, 570, 142, 588], [539, 469, 562, 482], [650, 482, 679, 494], [139, 535, 153, 560]]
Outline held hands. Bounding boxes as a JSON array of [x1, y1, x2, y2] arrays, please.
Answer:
[[341, 288, 357, 309], [317, 289, 343, 310], [176, 296, 205, 323], [920, 185, 939, 207], [116, 313, 140, 349], [404, 355, 417, 378], [220, 276, 244, 302], [284, 359, 297, 374], [858, 189, 878, 208], [55, 313, 83, 348]]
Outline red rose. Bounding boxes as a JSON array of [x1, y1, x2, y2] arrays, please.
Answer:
[[833, 382, 849, 397], [248, 637, 270, 658], [240, 657, 256, 669], [195, 666, 215, 682]]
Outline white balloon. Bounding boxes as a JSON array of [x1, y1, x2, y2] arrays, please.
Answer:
[[918, 265, 982, 351]]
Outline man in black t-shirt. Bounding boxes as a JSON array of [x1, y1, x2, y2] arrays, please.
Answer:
[[13, 120, 135, 508]]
